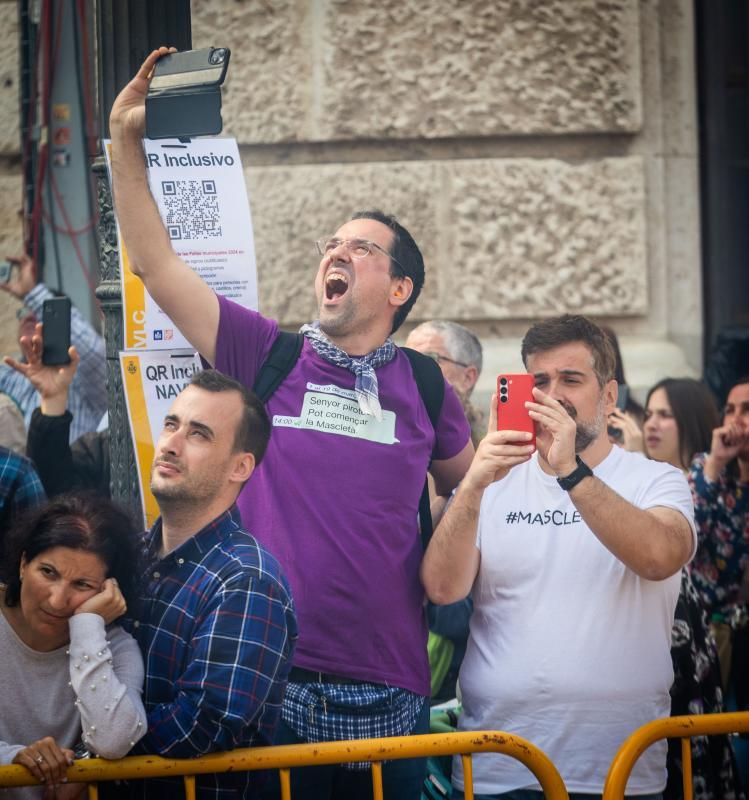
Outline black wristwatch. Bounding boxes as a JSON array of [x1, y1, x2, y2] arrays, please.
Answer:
[[556, 455, 593, 491]]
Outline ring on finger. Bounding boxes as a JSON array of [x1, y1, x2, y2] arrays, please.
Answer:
[[34, 754, 44, 764]]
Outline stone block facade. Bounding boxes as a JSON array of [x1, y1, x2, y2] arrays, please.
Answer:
[[246, 156, 647, 325]]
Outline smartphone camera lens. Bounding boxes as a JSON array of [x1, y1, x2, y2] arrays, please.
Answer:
[[500, 395, 508, 403], [209, 48, 227, 65], [499, 378, 508, 386]]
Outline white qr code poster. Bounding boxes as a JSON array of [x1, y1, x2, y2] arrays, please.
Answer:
[[104, 138, 257, 350]]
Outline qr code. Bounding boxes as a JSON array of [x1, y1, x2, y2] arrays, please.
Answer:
[[160, 180, 221, 240]]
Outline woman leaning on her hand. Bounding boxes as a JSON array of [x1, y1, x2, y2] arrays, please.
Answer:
[[0, 493, 147, 799]]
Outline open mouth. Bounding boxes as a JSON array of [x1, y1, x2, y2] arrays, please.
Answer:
[[325, 271, 349, 301]]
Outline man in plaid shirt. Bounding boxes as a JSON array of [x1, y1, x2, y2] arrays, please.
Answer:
[[0, 444, 45, 533], [119, 370, 297, 800]]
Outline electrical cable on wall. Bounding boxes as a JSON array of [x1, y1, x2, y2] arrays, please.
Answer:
[[20, 0, 103, 320]]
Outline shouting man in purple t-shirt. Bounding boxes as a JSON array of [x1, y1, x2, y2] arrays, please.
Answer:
[[109, 49, 474, 799]]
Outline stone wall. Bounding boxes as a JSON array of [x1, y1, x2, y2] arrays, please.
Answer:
[[191, 0, 702, 400], [0, 0, 703, 401], [0, 1, 23, 355]]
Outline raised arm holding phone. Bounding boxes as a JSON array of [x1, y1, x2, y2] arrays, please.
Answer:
[[110, 50, 473, 799]]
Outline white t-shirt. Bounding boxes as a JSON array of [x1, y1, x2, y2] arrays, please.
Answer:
[[453, 446, 696, 796]]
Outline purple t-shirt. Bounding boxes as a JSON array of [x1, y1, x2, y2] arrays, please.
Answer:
[[213, 296, 470, 694]]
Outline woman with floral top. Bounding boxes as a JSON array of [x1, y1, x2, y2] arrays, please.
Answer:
[[688, 377, 749, 689], [641, 377, 743, 800]]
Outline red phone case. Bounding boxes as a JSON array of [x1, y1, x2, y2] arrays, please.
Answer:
[[496, 374, 536, 446]]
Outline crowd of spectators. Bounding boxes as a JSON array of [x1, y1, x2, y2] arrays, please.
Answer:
[[0, 47, 747, 800]]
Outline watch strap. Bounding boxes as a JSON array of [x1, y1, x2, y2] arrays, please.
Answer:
[[556, 455, 593, 491]]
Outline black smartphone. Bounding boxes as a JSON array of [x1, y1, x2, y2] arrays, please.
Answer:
[[42, 297, 71, 365], [146, 47, 230, 140]]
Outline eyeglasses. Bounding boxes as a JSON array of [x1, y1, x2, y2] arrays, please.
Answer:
[[423, 351, 470, 369], [315, 237, 405, 276]]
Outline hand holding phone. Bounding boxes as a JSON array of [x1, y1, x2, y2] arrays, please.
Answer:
[[497, 374, 536, 447]]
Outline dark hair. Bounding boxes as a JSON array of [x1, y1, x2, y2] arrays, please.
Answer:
[[726, 375, 749, 408], [1, 493, 141, 609], [350, 210, 425, 334], [189, 369, 271, 465], [521, 315, 616, 387], [645, 378, 721, 470]]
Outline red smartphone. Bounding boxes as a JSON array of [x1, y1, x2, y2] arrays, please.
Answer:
[[497, 374, 536, 446]]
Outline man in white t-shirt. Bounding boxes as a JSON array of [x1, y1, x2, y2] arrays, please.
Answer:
[[421, 314, 696, 800]]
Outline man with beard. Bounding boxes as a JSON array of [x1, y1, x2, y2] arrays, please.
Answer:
[[109, 50, 472, 798], [122, 370, 297, 800], [421, 315, 696, 800]]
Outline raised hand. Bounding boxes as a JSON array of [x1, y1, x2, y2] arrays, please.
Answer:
[[109, 47, 176, 137], [0, 253, 38, 300], [3, 323, 79, 415], [526, 386, 578, 476], [462, 394, 535, 492], [607, 408, 644, 452], [704, 421, 749, 481]]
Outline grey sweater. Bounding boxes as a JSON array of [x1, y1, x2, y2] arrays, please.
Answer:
[[0, 610, 147, 798]]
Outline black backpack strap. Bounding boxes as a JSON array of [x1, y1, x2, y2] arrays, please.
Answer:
[[253, 338, 444, 548], [252, 331, 304, 403], [402, 347, 445, 550]]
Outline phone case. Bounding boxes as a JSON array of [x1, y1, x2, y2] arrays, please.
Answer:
[[146, 47, 230, 140], [146, 87, 223, 139], [42, 297, 72, 366], [149, 47, 230, 91], [496, 374, 536, 445]]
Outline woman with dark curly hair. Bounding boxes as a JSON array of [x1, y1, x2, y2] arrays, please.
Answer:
[[0, 494, 146, 798]]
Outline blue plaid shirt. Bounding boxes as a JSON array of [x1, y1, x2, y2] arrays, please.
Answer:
[[122, 506, 297, 799], [0, 283, 107, 442], [0, 445, 46, 531], [283, 681, 426, 770]]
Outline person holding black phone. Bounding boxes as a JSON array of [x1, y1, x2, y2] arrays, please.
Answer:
[[4, 322, 110, 500], [0, 253, 106, 442]]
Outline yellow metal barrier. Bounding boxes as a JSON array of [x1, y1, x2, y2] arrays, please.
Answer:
[[0, 731, 569, 800], [603, 711, 749, 800]]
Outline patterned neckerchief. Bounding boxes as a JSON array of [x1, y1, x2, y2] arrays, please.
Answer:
[[300, 322, 396, 420]]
